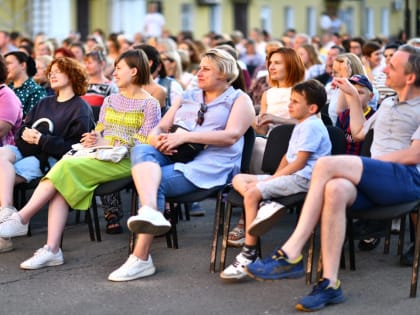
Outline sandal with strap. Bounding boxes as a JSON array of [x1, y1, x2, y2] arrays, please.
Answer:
[[227, 225, 245, 247], [104, 213, 123, 235]]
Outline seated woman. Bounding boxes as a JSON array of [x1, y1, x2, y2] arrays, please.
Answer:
[[0, 50, 161, 269], [0, 57, 94, 252], [107, 48, 255, 282], [4, 51, 47, 116]]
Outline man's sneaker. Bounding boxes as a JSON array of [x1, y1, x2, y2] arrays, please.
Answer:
[[108, 254, 156, 281], [0, 206, 17, 222], [295, 278, 345, 312], [20, 245, 64, 270], [220, 252, 254, 280], [248, 201, 286, 237], [189, 202, 205, 217], [0, 237, 13, 253], [0, 212, 28, 238], [246, 248, 304, 281], [127, 206, 171, 236]]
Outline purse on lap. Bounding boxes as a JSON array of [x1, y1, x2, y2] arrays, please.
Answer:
[[165, 124, 206, 163], [63, 143, 128, 163]]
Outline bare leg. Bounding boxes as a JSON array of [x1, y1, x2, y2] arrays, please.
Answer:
[[232, 174, 259, 230], [18, 179, 58, 224], [132, 162, 161, 210], [46, 193, 69, 253], [321, 178, 357, 284], [282, 156, 363, 260], [133, 234, 154, 260], [243, 187, 262, 246], [0, 148, 23, 207]]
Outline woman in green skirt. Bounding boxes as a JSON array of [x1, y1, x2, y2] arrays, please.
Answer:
[[0, 49, 161, 270]]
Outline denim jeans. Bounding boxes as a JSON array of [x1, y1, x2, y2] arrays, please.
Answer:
[[131, 144, 199, 211]]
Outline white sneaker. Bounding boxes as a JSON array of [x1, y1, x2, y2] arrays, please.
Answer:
[[108, 254, 156, 282], [248, 201, 286, 237], [127, 206, 171, 236], [0, 212, 28, 238], [220, 252, 253, 280], [20, 245, 64, 270], [0, 237, 13, 253], [0, 206, 17, 222]]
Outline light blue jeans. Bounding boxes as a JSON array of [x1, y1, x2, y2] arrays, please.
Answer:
[[130, 144, 199, 212]]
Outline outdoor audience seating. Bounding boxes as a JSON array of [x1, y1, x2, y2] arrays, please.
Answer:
[[214, 124, 347, 282]]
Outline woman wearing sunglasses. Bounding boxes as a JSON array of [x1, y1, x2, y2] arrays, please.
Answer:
[[108, 48, 255, 281]]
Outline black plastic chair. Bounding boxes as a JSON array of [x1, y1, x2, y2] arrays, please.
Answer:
[[128, 127, 256, 253], [217, 125, 346, 279]]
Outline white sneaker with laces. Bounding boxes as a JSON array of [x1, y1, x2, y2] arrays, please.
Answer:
[[0, 237, 13, 253], [0, 206, 17, 222], [0, 212, 28, 238], [108, 254, 156, 282], [20, 245, 64, 270], [220, 252, 253, 280], [248, 201, 286, 237], [127, 206, 171, 236]]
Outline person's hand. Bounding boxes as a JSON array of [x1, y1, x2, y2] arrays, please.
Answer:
[[331, 77, 358, 96], [257, 113, 276, 126], [155, 132, 186, 155], [21, 127, 41, 145], [80, 130, 108, 147]]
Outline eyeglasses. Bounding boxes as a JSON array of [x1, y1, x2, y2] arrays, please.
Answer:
[[196, 103, 208, 126], [47, 70, 63, 79]]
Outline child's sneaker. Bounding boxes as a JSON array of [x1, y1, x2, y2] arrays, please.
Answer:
[[246, 248, 304, 281], [248, 201, 286, 236], [220, 252, 253, 280], [295, 278, 345, 312]]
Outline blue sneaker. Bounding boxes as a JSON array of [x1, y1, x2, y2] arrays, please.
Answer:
[[245, 248, 304, 281], [295, 278, 345, 312]]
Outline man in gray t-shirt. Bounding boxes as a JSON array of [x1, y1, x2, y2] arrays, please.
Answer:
[[244, 44, 420, 312]]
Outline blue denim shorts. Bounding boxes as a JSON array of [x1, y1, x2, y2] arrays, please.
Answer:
[[351, 157, 420, 210], [7, 145, 57, 182]]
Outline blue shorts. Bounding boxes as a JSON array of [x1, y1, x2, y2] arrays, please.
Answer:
[[7, 145, 57, 182], [351, 157, 420, 210]]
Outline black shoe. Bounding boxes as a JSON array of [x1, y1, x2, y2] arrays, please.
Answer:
[[358, 238, 380, 251], [352, 220, 387, 239], [401, 244, 414, 267]]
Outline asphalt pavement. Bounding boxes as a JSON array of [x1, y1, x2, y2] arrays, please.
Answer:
[[1, 191, 419, 315]]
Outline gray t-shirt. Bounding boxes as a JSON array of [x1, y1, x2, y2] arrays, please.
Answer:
[[363, 95, 420, 171]]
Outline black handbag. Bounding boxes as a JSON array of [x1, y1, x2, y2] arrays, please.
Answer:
[[15, 118, 54, 173], [166, 125, 206, 163]]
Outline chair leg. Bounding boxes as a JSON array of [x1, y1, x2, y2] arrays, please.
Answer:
[[384, 220, 391, 254], [85, 209, 95, 241], [91, 197, 102, 242], [210, 191, 224, 272], [347, 219, 356, 270], [128, 189, 138, 255], [306, 230, 315, 285], [398, 215, 407, 257], [219, 201, 233, 271], [410, 210, 420, 297], [184, 203, 191, 221]]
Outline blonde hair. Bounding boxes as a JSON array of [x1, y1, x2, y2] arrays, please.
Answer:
[[335, 53, 366, 77], [201, 48, 239, 84]]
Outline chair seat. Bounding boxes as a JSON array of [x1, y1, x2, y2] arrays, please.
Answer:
[[166, 185, 224, 204], [94, 177, 133, 196], [347, 200, 420, 220], [226, 189, 307, 209]]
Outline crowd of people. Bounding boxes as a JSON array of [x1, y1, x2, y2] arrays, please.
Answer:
[[0, 14, 420, 312]]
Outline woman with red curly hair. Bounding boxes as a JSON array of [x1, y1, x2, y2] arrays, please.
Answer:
[[0, 57, 95, 252]]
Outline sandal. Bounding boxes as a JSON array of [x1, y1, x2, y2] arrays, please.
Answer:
[[227, 225, 245, 247], [104, 213, 123, 235]]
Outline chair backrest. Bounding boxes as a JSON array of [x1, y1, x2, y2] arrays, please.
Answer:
[[240, 127, 256, 173], [360, 129, 373, 157], [261, 124, 346, 175], [326, 126, 346, 155], [261, 124, 295, 174]]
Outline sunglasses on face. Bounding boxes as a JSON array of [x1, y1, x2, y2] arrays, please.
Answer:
[[196, 103, 208, 126]]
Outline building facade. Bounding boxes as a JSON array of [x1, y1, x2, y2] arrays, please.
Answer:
[[0, 0, 418, 42]]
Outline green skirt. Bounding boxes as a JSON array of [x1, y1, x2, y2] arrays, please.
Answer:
[[44, 157, 131, 210]]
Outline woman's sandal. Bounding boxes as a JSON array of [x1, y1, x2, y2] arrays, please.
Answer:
[[105, 213, 123, 235], [227, 225, 245, 247]]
